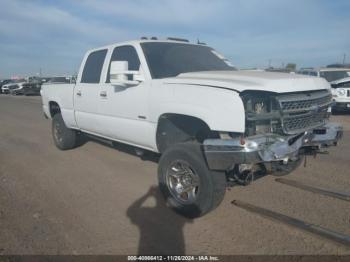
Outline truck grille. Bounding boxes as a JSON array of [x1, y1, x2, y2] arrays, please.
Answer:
[[276, 90, 332, 134], [283, 110, 329, 133], [280, 94, 331, 111]]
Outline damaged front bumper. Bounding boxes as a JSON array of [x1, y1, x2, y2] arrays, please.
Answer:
[[203, 122, 343, 171]]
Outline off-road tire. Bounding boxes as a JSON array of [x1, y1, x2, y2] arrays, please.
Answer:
[[52, 113, 77, 150], [158, 142, 226, 218]]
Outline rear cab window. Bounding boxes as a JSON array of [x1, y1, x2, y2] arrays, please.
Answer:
[[81, 49, 108, 83]]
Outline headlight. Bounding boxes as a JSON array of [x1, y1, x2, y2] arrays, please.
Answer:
[[337, 88, 346, 96], [241, 91, 277, 136], [254, 101, 267, 114], [243, 95, 272, 114]]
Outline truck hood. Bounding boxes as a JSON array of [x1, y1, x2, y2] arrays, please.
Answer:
[[164, 71, 330, 93]]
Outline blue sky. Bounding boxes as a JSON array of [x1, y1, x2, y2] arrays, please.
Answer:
[[0, 0, 349, 78]]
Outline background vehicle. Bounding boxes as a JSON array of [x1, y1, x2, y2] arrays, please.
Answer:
[[330, 77, 350, 112], [22, 77, 42, 96], [41, 38, 343, 217], [46, 76, 76, 84], [0, 79, 12, 94], [1, 79, 26, 94], [298, 67, 350, 82]]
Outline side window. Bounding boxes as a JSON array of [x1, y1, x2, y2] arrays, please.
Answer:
[[81, 49, 107, 83], [106, 45, 141, 82], [309, 71, 317, 76]]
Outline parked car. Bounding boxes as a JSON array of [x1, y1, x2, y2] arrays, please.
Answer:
[[1, 79, 26, 94], [330, 77, 350, 112], [22, 80, 42, 96], [41, 38, 343, 217], [0, 79, 12, 94], [298, 67, 350, 82]]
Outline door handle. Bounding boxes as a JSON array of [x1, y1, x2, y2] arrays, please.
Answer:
[[100, 91, 107, 98], [76, 90, 82, 96]]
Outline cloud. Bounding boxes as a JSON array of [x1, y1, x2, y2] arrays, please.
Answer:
[[79, 0, 228, 27], [0, 0, 137, 77], [0, 0, 349, 77], [0, 0, 132, 43]]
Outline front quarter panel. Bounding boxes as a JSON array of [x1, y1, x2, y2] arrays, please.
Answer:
[[149, 81, 245, 133]]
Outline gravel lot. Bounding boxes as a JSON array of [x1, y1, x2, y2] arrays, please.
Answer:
[[0, 95, 349, 255]]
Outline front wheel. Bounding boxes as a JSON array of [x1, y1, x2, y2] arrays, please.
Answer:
[[158, 143, 226, 218]]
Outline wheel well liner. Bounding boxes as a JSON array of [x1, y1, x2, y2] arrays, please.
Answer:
[[49, 101, 61, 117], [156, 113, 215, 153]]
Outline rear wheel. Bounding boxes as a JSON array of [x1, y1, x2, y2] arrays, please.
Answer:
[[158, 143, 226, 218], [52, 114, 78, 150]]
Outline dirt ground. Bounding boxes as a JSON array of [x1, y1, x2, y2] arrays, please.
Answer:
[[0, 95, 349, 255]]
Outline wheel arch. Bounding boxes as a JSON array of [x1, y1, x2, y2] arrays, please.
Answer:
[[156, 113, 218, 153], [49, 101, 61, 118]]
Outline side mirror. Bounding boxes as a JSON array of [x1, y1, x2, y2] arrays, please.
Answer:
[[110, 61, 144, 85]]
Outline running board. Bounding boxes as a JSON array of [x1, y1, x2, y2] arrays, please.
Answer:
[[275, 178, 350, 202], [231, 200, 350, 248]]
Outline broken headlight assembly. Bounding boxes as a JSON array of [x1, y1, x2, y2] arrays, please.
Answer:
[[240, 91, 281, 136]]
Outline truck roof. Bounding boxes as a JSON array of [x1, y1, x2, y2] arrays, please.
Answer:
[[87, 39, 204, 53]]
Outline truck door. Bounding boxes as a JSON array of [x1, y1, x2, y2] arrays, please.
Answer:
[[74, 49, 108, 134], [98, 45, 155, 149]]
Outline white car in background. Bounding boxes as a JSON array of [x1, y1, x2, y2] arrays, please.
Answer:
[[1, 79, 26, 94], [331, 77, 350, 111]]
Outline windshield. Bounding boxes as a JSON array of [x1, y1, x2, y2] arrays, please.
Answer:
[[320, 70, 350, 82], [332, 80, 350, 88], [141, 42, 235, 79]]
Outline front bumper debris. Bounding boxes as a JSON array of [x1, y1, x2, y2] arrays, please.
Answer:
[[203, 122, 343, 171]]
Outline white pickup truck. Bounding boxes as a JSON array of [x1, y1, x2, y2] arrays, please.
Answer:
[[331, 77, 350, 112], [41, 38, 343, 217]]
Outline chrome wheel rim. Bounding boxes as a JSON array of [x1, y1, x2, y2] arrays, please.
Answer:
[[165, 160, 200, 204]]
